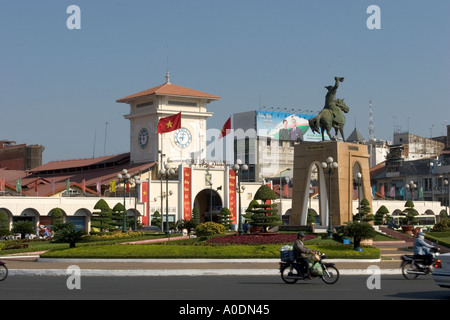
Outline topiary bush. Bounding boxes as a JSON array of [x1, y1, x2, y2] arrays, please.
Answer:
[[195, 222, 226, 237], [217, 207, 233, 229], [374, 205, 389, 225]]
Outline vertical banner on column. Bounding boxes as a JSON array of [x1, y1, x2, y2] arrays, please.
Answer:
[[229, 169, 237, 223], [183, 167, 192, 220], [141, 181, 149, 226]]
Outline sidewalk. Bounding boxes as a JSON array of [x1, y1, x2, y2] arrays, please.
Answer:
[[1, 237, 416, 277]]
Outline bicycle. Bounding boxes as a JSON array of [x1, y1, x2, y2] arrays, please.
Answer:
[[0, 261, 8, 281]]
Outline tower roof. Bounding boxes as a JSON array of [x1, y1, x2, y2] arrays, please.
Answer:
[[347, 128, 365, 143], [116, 74, 221, 103]]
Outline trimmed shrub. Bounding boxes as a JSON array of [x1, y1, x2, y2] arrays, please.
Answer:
[[196, 222, 226, 236], [217, 207, 233, 229]]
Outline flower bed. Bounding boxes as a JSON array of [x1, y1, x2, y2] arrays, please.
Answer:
[[206, 233, 316, 245]]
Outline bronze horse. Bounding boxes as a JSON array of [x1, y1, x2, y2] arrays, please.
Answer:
[[309, 98, 349, 142]]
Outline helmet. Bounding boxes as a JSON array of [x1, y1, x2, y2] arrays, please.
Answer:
[[297, 231, 306, 238]]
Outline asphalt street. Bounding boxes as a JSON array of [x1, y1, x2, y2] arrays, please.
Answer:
[[0, 275, 449, 301]]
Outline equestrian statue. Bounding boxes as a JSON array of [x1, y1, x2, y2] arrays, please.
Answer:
[[309, 77, 349, 142]]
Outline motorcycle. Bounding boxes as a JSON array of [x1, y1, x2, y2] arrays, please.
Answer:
[[401, 247, 440, 280], [0, 261, 8, 281], [279, 251, 339, 284]]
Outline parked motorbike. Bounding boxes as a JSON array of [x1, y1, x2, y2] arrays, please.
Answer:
[[401, 247, 440, 279], [279, 251, 339, 284], [0, 261, 8, 281]]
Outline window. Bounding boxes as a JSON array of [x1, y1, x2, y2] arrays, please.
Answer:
[[168, 101, 197, 107]]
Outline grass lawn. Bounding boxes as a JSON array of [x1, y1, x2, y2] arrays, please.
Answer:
[[2, 231, 389, 260], [0, 232, 173, 255], [426, 231, 450, 247], [39, 234, 381, 260]]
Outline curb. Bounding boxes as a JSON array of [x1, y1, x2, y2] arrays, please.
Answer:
[[36, 258, 381, 263], [8, 268, 402, 277]]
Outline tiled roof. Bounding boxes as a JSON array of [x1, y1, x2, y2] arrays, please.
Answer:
[[29, 153, 130, 172], [1, 153, 156, 197], [116, 82, 221, 103]]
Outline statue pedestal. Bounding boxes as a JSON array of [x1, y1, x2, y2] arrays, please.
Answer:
[[290, 141, 372, 227]]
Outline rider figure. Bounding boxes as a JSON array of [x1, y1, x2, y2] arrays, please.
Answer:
[[324, 77, 344, 110], [293, 232, 315, 279], [310, 77, 344, 134], [414, 232, 434, 266]]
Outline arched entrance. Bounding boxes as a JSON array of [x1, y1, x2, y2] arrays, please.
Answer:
[[194, 189, 223, 223]]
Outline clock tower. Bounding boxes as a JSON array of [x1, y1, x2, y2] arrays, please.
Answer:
[[116, 72, 221, 169]]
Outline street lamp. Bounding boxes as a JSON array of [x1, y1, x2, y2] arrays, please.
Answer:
[[405, 180, 417, 201], [117, 169, 131, 232], [321, 157, 338, 239], [232, 159, 248, 235], [444, 179, 448, 215], [356, 172, 362, 221], [160, 164, 175, 236], [133, 176, 142, 231]]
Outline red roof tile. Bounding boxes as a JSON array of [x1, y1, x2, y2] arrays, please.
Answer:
[[116, 82, 221, 103]]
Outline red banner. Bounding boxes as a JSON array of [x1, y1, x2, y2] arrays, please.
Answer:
[[228, 169, 237, 223], [141, 181, 149, 226], [183, 167, 192, 220]]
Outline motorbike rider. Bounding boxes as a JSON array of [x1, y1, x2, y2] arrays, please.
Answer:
[[414, 232, 435, 266], [293, 232, 315, 279]]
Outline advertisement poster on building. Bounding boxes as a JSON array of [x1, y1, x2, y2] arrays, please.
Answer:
[[256, 111, 328, 142]]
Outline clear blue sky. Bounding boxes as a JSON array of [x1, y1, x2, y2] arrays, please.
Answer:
[[1, 0, 449, 164]]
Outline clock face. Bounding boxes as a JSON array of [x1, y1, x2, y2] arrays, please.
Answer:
[[138, 128, 149, 149], [174, 128, 192, 148]]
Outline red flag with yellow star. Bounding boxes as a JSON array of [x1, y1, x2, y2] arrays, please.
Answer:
[[218, 117, 231, 140], [157, 112, 181, 133]]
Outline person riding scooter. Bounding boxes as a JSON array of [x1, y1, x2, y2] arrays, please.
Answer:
[[293, 232, 315, 279], [414, 232, 435, 266]]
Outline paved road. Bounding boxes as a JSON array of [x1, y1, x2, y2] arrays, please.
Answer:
[[0, 275, 448, 301]]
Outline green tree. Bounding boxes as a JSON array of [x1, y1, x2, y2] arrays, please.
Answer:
[[51, 208, 64, 225], [374, 205, 389, 225], [0, 210, 10, 236], [307, 209, 318, 225], [112, 202, 126, 229], [152, 211, 162, 227], [12, 220, 35, 239], [359, 198, 374, 223], [344, 221, 376, 250], [218, 207, 233, 229], [53, 222, 86, 248], [401, 200, 419, 225], [91, 199, 114, 232], [190, 207, 200, 227], [245, 185, 282, 230]]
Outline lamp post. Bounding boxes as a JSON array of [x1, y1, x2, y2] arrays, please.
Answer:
[[117, 169, 131, 232], [321, 157, 338, 239], [160, 164, 175, 236], [444, 179, 448, 215], [133, 176, 142, 231], [430, 161, 434, 201], [405, 180, 417, 201], [356, 172, 362, 221], [232, 159, 248, 235]]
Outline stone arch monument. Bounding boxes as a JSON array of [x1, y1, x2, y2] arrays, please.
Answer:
[[290, 141, 372, 227]]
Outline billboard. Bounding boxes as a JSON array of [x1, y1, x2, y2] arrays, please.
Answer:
[[256, 111, 328, 142]]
